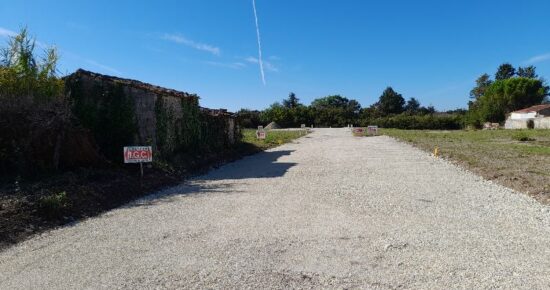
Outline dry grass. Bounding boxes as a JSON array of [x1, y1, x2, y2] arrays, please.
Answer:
[[241, 129, 308, 150]]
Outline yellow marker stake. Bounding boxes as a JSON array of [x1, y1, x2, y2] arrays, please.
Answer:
[[434, 146, 439, 157]]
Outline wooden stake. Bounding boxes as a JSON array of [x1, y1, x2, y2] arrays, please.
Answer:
[[140, 162, 144, 187]]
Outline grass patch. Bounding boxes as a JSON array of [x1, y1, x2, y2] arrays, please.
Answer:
[[38, 191, 70, 219], [382, 128, 550, 203], [512, 132, 536, 142], [241, 129, 308, 150]]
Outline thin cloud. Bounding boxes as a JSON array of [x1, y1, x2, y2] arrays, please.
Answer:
[[0, 27, 17, 37], [63, 50, 122, 75], [84, 59, 122, 75], [421, 80, 473, 98], [0, 27, 51, 49], [523, 53, 550, 65], [245, 56, 278, 72], [204, 61, 246, 70], [162, 33, 221, 56]]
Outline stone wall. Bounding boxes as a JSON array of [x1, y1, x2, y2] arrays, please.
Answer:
[[505, 117, 550, 129], [65, 69, 239, 163], [534, 117, 550, 129], [504, 119, 529, 129]]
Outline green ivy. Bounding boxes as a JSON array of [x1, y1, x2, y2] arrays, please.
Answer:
[[69, 78, 137, 162], [69, 75, 238, 167], [155, 96, 168, 155]]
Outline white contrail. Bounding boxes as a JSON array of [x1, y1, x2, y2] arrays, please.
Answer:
[[252, 0, 266, 85]]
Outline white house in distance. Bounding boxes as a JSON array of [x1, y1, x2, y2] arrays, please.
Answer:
[[505, 104, 550, 129]]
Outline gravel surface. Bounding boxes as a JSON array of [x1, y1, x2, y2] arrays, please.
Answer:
[[1, 128, 550, 289]]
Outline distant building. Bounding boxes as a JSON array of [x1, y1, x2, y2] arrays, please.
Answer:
[[505, 104, 550, 129], [509, 104, 550, 120]]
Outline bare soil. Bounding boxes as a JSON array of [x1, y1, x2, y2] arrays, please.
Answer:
[[0, 142, 268, 250]]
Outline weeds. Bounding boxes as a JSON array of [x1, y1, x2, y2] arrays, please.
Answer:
[[39, 191, 69, 218], [512, 132, 536, 142]]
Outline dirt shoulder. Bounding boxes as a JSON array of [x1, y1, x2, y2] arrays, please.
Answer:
[[0, 130, 307, 250], [382, 129, 550, 204]]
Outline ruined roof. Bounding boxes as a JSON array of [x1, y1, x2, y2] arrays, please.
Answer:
[[67, 69, 234, 116], [69, 69, 200, 100], [512, 104, 550, 113], [200, 107, 233, 117]]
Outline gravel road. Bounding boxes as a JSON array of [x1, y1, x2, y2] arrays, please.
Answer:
[[1, 128, 550, 289]]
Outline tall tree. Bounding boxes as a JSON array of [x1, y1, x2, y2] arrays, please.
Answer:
[[377, 87, 405, 116], [517, 66, 538, 79], [282, 92, 300, 108], [405, 97, 421, 113], [495, 63, 516, 80], [470, 73, 493, 100]]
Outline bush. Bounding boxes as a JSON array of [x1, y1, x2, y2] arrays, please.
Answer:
[[512, 132, 535, 142], [361, 114, 464, 130], [39, 191, 70, 218], [0, 28, 73, 176], [237, 109, 262, 128]]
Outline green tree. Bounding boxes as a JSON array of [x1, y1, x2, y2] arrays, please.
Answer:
[[472, 77, 548, 123], [260, 102, 291, 127], [495, 63, 516, 80], [310, 95, 361, 127], [405, 97, 421, 113], [376, 87, 405, 116], [0, 27, 64, 101], [282, 92, 300, 109], [236, 109, 262, 128], [470, 73, 493, 100], [517, 66, 538, 79]]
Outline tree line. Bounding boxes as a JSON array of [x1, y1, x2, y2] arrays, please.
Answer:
[[238, 89, 464, 130], [238, 64, 549, 129]]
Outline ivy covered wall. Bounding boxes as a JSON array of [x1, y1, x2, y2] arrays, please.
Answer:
[[65, 69, 240, 165]]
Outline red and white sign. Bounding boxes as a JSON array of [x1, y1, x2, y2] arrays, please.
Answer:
[[367, 126, 379, 136], [256, 130, 266, 140], [124, 146, 153, 163], [352, 127, 365, 136]]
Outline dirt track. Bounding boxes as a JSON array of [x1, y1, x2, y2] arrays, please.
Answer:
[[1, 128, 550, 289]]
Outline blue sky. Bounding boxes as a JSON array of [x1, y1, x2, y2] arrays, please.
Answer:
[[2, 0, 550, 111]]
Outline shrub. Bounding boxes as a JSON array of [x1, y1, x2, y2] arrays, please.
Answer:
[[512, 132, 535, 142], [39, 191, 70, 218], [0, 28, 72, 176], [361, 114, 464, 130]]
